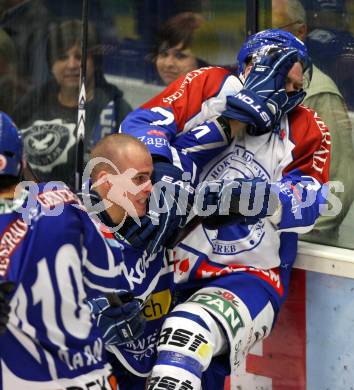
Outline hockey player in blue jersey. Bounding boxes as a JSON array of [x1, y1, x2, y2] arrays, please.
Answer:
[[81, 133, 179, 390], [118, 30, 330, 389], [0, 113, 147, 389]]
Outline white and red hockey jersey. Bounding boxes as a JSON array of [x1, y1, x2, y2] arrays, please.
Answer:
[[121, 66, 330, 308]]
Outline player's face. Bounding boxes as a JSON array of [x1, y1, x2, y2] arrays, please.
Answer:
[[51, 43, 94, 92], [244, 60, 304, 92], [118, 150, 153, 217], [156, 43, 199, 85], [285, 61, 304, 92]]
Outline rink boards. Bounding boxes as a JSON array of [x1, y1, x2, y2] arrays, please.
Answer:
[[227, 241, 354, 390]]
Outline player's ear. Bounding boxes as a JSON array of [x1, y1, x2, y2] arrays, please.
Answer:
[[96, 170, 112, 190], [296, 23, 307, 41], [244, 63, 253, 80]]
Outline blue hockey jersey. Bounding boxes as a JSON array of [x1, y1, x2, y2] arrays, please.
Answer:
[[0, 183, 119, 389], [94, 220, 175, 377]]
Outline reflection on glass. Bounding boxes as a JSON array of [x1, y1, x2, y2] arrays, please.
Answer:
[[100, 0, 246, 107], [0, 0, 50, 102]]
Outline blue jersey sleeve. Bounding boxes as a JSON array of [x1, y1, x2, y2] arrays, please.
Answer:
[[273, 171, 328, 232], [121, 107, 177, 162]]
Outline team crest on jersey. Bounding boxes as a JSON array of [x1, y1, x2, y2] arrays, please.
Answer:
[[21, 119, 76, 172], [202, 146, 270, 255]]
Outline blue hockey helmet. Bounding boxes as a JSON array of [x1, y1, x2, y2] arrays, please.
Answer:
[[0, 112, 23, 177], [237, 28, 311, 76]]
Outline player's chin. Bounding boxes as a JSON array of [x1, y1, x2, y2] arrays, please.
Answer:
[[135, 201, 148, 217], [161, 72, 178, 85]]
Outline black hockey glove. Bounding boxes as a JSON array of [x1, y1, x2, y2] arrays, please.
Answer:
[[88, 291, 145, 346], [0, 281, 15, 335], [195, 177, 279, 228], [125, 162, 193, 255]]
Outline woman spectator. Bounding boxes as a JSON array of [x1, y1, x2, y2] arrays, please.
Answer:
[[14, 19, 132, 188], [151, 12, 209, 85]]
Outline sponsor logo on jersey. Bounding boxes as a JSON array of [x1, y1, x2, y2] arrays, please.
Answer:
[[174, 256, 190, 275], [58, 338, 104, 371], [162, 67, 213, 104], [0, 219, 28, 277], [147, 129, 167, 137], [189, 292, 244, 336], [215, 289, 239, 306], [142, 289, 172, 320], [195, 261, 284, 296], [158, 327, 211, 359], [116, 251, 169, 291], [62, 373, 117, 390], [37, 188, 79, 208], [123, 329, 159, 361], [137, 135, 170, 149], [148, 375, 193, 390], [312, 111, 331, 174]]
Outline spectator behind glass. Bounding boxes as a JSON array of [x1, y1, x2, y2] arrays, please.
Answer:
[[272, 0, 354, 243], [0, 28, 26, 115], [304, 0, 354, 111], [13, 19, 132, 189], [0, 0, 50, 95], [151, 12, 209, 85]]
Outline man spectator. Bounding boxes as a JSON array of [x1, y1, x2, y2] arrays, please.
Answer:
[[0, 0, 50, 94], [272, 0, 354, 243]]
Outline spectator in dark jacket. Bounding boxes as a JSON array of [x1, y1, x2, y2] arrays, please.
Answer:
[[14, 19, 132, 188]]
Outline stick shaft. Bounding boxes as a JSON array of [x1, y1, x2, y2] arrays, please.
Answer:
[[75, 0, 89, 192]]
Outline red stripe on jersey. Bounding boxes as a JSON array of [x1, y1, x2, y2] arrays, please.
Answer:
[[284, 105, 331, 183], [195, 260, 284, 296], [0, 219, 28, 277], [98, 223, 115, 239], [142, 67, 231, 132]]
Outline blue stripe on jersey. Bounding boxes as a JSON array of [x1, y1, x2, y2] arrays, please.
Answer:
[[167, 310, 210, 331], [156, 350, 203, 378]]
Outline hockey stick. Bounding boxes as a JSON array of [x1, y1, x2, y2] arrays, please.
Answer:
[[165, 215, 204, 249], [165, 184, 279, 248], [75, 0, 89, 193], [74, 2, 119, 307], [165, 212, 243, 249]]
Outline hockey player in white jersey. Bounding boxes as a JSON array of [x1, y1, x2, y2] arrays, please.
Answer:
[[120, 29, 330, 389]]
